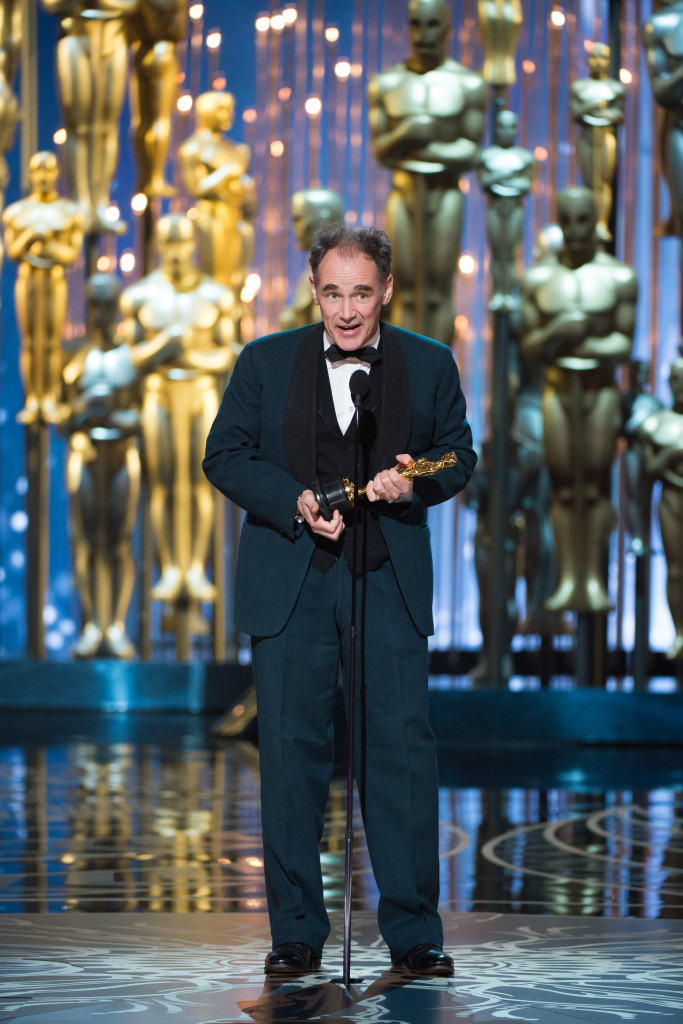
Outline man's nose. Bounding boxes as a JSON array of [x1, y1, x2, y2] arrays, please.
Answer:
[[339, 299, 355, 320]]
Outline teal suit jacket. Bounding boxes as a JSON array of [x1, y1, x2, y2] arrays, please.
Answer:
[[203, 321, 477, 638]]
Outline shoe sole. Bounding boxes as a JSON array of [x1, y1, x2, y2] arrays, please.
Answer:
[[391, 964, 454, 977], [264, 961, 321, 976]]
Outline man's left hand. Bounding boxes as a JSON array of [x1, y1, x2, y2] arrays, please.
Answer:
[[365, 453, 413, 504]]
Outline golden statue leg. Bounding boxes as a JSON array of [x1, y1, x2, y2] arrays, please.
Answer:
[[43, 267, 68, 423], [56, 33, 94, 219], [544, 379, 616, 613], [188, 385, 219, 602], [429, 186, 462, 344], [15, 261, 69, 425], [131, 41, 178, 198], [68, 436, 139, 660], [169, 379, 194, 597], [385, 185, 415, 333], [92, 22, 128, 232], [15, 268, 40, 423], [143, 379, 180, 601], [55, 21, 128, 235], [658, 486, 683, 659], [67, 434, 103, 657], [209, 206, 242, 288], [104, 440, 140, 659]]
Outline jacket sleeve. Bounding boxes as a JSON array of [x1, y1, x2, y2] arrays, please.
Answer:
[[202, 342, 305, 539]]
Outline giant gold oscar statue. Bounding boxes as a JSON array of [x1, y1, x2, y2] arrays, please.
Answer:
[[0, 50, 18, 215], [0, 0, 21, 213], [62, 271, 189, 658], [520, 187, 638, 614], [643, 2, 683, 244], [127, 0, 186, 199], [636, 357, 683, 660], [0, 0, 21, 88], [178, 90, 257, 304], [279, 188, 344, 331], [3, 150, 84, 425], [477, 0, 523, 88], [62, 274, 141, 659], [41, 0, 135, 236], [477, 109, 534, 310], [119, 213, 239, 622], [570, 43, 625, 243], [367, 0, 486, 345]]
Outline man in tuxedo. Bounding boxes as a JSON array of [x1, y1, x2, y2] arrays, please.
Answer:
[[203, 224, 476, 976]]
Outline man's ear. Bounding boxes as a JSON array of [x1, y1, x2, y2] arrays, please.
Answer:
[[382, 273, 394, 306], [309, 275, 320, 305]]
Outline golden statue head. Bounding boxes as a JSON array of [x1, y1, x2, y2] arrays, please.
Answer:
[[195, 90, 236, 133], [494, 109, 518, 148], [587, 42, 610, 79], [86, 272, 122, 345], [155, 212, 197, 274], [29, 150, 59, 196], [407, 0, 451, 67], [557, 186, 598, 253], [291, 189, 344, 249]]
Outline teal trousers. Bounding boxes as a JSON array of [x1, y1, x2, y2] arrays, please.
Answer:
[[251, 555, 443, 960]]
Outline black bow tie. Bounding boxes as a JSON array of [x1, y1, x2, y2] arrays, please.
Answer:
[[325, 344, 381, 366]]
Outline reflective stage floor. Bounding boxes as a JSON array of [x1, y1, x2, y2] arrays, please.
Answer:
[[0, 708, 682, 1022]]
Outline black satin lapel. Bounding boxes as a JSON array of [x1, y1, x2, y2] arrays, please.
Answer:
[[376, 323, 411, 470], [283, 327, 322, 485]]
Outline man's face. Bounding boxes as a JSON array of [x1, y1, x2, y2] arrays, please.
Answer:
[[310, 249, 393, 351], [408, 0, 449, 65], [558, 196, 597, 251]]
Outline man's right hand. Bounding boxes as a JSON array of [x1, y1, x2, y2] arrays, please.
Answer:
[[297, 489, 345, 540]]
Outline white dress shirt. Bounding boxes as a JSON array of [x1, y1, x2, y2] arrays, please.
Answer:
[[323, 329, 380, 433]]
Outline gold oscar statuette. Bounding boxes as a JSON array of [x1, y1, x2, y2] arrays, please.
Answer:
[[314, 453, 458, 521]]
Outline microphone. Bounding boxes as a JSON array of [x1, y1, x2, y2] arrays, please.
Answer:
[[312, 370, 370, 520], [349, 369, 370, 408]]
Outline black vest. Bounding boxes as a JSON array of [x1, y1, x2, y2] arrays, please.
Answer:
[[311, 350, 390, 574]]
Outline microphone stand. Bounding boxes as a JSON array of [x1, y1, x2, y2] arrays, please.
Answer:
[[334, 369, 369, 989]]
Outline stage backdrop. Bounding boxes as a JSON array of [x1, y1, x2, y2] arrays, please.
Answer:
[[0, 0, 675, 663]]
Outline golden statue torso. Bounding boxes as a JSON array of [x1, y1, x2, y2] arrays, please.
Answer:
[[528, 255, 634, 367], [135, 274, 232, 375], [479, 144, 534, 196], [571, 77, 625, 127], [641, 407, 683, 485], [376, 59, 482, 173], [6, 196, 81, 252]]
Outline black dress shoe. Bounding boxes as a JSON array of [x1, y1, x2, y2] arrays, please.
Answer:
[[392, 943, 454, 976], [264, 942, 321, 975]]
